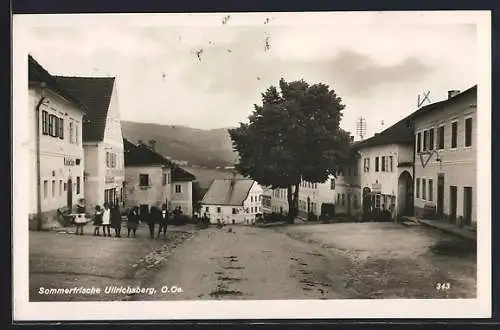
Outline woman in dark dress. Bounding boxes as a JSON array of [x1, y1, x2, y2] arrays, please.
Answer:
[[147, 206, 158, 239], [157, 204, 169, 239], [110, 203, 122, 237], [127, 206, 140, 238]]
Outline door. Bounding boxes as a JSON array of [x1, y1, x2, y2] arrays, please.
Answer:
[[437, 174, 444, 219], [449, 186, 457, 224], [463, 187, 473, 226], [347, 194, 351, 216], [67, 178, 73, 208]]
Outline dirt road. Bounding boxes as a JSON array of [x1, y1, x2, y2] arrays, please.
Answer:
[[134, 223, 476, 301]]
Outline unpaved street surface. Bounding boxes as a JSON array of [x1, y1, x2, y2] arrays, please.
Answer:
[[134, 222, 476, 300]]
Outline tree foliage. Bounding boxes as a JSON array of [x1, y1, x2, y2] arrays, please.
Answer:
[[229, 78, 352, 222]]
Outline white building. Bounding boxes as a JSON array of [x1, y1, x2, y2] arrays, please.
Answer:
[[261, 187, 273, 215], [55, 76, 125, 212], [201, 178, 263, 224], [28, 55, 87, 229], [352, 118, 414, 220], [170, 166, 196, 217], [411, 86, 477, 227], [123, 139, 172, 213]]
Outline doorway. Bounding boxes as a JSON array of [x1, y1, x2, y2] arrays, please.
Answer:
[[397, 171, 413, 216], [67, 178, 73, 208], [463, 187, 473, 226], [449, 185, 457, 224], [437, 174, 444, 219]]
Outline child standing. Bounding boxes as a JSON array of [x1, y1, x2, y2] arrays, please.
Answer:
[[74, 199, 87, 235], [102, 203, 111, 237], [93, 205, 103, 236]]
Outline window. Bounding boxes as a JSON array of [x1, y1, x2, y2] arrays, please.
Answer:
[[76, 176, 80, 194], [251, 196, 253, 202], [205, 207, 209, 213], [337, 193, 340, 203], [451, 121, 458, 148], [59, 180, 62, 196], [175, 184, 181, 193], [375, 157, 379, 172], [43, 180, 48, 199], [428, 128, 434, 150], [58, 118, 64, 139], [41, 110, 49, 135], [417, 132, 422, 152], [330, 178, 335, 190], [75, 124, 79, 144], [342, 194, 345, 206], [51, 180, 56, 197], [106, 152, 109, 167], [422, 179, 427, 200], [363, 158, 370, 172], [389, 156, 393, 172], [259, 207, 262, 213], [437, 126, 445, 149], [48, 115, 54, 137], [139, 174, 149, 187], [162, 173, 167, 185], [423, 130, 428, 151], [232, 208, 238, 214], [428, 179, 433, 202], [217, 207, 221, 213], [416, 178, 420, 198], [465, 117, 472, 147], [64, 182, 67, 191], [381, 156, 386, 172], [69, 122, 74, 144]]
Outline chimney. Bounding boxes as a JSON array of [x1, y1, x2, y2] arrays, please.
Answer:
[[448, 90, 460, 99], [149, 139, 156, 151]]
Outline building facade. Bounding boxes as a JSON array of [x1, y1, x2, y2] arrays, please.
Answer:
[[55, 76, 125, 212], [411, 87, 477, 227], [170, 166, 196, 216], [201, 179, 263, 224], [261, 187, 273, 215], [123, 139, 171, 212], [28, 55, 87, 228]]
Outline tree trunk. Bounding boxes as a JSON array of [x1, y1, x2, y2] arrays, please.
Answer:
[[286, 184, 300, 224]]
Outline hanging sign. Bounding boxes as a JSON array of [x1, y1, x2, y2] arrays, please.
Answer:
[[64, 157, 76, 166]]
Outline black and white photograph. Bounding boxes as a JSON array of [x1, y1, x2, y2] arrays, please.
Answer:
[[13, 11, 491, 321]]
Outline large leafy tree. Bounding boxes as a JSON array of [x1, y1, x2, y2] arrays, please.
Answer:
[[229, 78, 351, 223]]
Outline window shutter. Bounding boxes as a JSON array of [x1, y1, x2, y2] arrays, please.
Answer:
[[59, 118, 64, 139]]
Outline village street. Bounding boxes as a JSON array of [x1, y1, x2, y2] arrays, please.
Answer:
[[29, 222, 476, 302], [133, 223, 476, 300]]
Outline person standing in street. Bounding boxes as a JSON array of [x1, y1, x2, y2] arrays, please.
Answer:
[[74, 198, 87, 235], [102, 202, 111, 237], [147, 206, 157, 239], [157, 204, 169, 239], [127, 206, 140, 238], [111, 202, 122, 237], [93, 205, 103, 236]]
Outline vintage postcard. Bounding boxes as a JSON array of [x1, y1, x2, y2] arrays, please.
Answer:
[[12, 11, 491, 321]]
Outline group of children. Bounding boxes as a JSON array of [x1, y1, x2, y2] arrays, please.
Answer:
[[71, 199, 180, 240]]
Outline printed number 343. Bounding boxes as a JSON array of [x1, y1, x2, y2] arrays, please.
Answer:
[[436, 282, 451, 290]]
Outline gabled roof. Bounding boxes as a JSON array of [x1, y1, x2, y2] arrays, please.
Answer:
[[172, 166, 196, 182], [352, 115, 414, 150], [28, 55, 87, 112], [123, 138, 171, 167], [54, 76, 116, 142], [201, 179, 255, 206]]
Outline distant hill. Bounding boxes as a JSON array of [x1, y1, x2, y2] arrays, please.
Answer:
[[121, 121, 238, 169]]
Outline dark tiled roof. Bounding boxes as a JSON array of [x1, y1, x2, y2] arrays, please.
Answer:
[[123, 138, 171, 167], [201, 179, 255, 206], [172, 166, 196, 182], [54, 76, 116, 142], [408, 85, 477, 121], [28, 55, 87, 112], [352, 85, 477, 150], [352, 116, 414, 150]]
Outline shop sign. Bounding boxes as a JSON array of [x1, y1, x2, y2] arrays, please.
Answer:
[[105, 175, 115, 183]]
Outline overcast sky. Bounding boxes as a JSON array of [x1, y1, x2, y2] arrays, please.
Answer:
[[24, 12, 479, 139]]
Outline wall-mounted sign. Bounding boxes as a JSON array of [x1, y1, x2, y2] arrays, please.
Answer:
[[64, 157, 76, 166], [105, 176, 115, 184], [372, 183, 382, 193]]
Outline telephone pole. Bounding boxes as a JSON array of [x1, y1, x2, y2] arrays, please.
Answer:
[[356, 117, 367, 141]]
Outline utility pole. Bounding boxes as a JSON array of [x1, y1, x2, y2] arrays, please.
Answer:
[[356, 117, 367, 141], [35, 82, 47, 231]]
